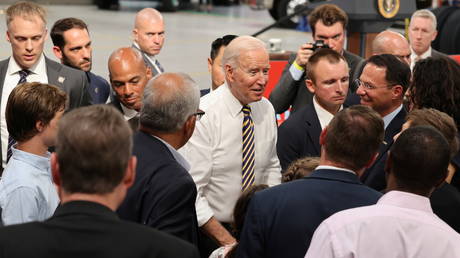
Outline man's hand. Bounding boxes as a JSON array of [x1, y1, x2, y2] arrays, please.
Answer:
[[201, 217, 236, 246], [294, 43, 314, 67]]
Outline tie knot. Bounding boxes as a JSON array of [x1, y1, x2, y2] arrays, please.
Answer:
[[19, 69, 30, 77], [242, 105, 251, 115]]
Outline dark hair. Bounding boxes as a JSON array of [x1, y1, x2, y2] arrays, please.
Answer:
[[409, 57, 460, 128], [282, 157, 320, 183], [325, 105, 384, 171], [227, 184, 269, 257], [306, 48, 347, 83], [56, 105, 133, 194], [407, 108, 459, 158], [308, 4, 348, 36], [50, 17, 88, 49], [210, 35, 238, 60], [6, 82, 67, 142], [366, 54, 411, 95], [389, 126, 450, 194]]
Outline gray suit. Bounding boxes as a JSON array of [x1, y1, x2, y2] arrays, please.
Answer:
[[0, 56, 92, 165], [269, 50, 363, 114], [131, 44, 163, 76]]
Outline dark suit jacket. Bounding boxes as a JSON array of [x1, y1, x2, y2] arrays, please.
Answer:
[[0, 56, 92, 165], [117, 131, 199, 246], [361, 108, 407, 191], [86, 71, 111, 104], [237, 168, 382, 258], [269, 50, 363, 114], [277, 102, 321, 171], [132, 44, 163, 76], [0, 201, 199, 258], [431, 182, 460, 233]]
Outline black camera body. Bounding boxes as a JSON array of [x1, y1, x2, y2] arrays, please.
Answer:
[[310, 40, 330, 51]]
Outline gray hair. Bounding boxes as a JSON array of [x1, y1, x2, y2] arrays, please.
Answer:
[[222, 35, 267, 68], [410, 9, 437, 31], [140, 73, 200, 132]]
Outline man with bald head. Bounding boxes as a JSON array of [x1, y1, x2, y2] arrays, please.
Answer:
[[180, 36, 281, 256], [117, 72, 200, 246], [372, 30, 411, 65], [132, 8, 165, 76], [108, 47, 152, 131]]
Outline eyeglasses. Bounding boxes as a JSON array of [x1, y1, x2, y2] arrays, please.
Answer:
[[355, 79, 396, 91], [193, 110, 205, 120]]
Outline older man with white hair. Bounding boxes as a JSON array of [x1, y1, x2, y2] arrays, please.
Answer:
[[180, 35, 281, 255]]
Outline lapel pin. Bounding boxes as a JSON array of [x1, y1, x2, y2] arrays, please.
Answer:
[[58, 76, 65, 83]]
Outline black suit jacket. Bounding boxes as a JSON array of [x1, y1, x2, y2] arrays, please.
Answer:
[[237, 168, 382, 258], [431, 182, 460, 233], [0, 56, 91, 165], [117, 131, 199, 246], [361, 108, 407, 191], [269, 50, 363, 114], [277, 102, 321, 171], [0, 201, 199, 258], [131, 44, 163, 76], [86, 71, 111, 104]]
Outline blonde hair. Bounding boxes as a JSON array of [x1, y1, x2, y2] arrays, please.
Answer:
[[6, 1, 46, 27]]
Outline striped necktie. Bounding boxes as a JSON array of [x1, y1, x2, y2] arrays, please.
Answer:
[[6, 69, 30, 162], [242, 105, 255, 191]]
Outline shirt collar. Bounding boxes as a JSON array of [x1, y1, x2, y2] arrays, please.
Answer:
[[313, 96, 342, 129], [316, 165, 356, 175], [7, 53, 46, 76], [378, 190, 433, 213], [120, 103, 138, 120], [222, 83, 248, 118], [10, 145, 51, 176], [410, 47, 432, 61], [152, 135, 191, 171], [383, 104, 403, 129]]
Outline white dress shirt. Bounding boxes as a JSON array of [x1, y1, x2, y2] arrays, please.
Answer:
[[120, 103, 139, 120], [1, 55, 48, 167], [410, 46, 432, 70], [179, 84, 281, 225], [132, 42, 163, 76], [313, 96, 342, 130], [305, 190, 460, 258]]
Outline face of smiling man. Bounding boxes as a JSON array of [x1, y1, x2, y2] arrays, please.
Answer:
[[7, 15, 47, 70]]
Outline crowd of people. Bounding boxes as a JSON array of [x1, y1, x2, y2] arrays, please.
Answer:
[[0, 1, 459, 258]]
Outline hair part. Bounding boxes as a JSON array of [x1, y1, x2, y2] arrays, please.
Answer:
[[140, 73, 200, 133], [308, 4, 347, 36], [410, 9, 437, 31], [389, 126, 450, 194], [306, 48, 347, 83], [6, 82, 67, 142], [325, 105, 384, 171], [50, 17, 88, 49], [56, 105, 133, 194], [6, 1, 47, 27]]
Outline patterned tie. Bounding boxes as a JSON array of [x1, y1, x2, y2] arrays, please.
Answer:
[[242, 105, 255, 191], [7, 69, 31, 162], [154, 59, 164, 73]]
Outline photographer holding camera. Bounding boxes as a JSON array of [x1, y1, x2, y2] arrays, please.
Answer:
[[269, 4, 363, 114]]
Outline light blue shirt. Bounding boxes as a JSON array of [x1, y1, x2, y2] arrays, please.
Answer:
[[0, 146, 59, 225], [383, 104, 403, 130]]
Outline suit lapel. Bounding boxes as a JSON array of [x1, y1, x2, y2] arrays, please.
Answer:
[[45, 56, 63, 86], [304, 103, 322, 154], [0, 58, 10, 107]]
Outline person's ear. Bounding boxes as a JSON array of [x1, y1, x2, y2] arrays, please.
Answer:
[[51, 153, 61, 187], [123, 156, 137, 189], [225, 64, 234, 83], [207, 57, 213, 73], [392, 85, 403, 100], [306, 79, 316, 94], [52, 46, 63, 60], [6, 31, 11, 43], [145, 67, 152, 80], [36, 120, 45, 133], [132, 28, 139, 42], [319, 126, 328, 146]]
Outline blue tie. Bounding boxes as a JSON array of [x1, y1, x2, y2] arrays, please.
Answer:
[[155, 59, 164, 73], [242, 105, 255, 191], [7, 69, 30, 162]]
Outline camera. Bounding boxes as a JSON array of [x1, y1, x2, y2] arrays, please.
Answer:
[[310, 40, 330, 51]]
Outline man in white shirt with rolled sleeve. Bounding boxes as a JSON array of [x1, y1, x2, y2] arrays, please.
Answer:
[[179, 35, 281, 256]]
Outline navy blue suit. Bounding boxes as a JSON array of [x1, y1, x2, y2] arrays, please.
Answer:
[[361, 108, 407, 191], [117, 131, 199, 246], [86, 72, 111, 104], [237, 168, 382, 258], [277, 103, 321, 171]]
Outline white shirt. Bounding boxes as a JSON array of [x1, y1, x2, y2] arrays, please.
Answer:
[[410, 46, 432, 70], [132, 42, 163, 75], [120, 103, 138, 120], [313, 96, 342, 130], [305, 190, 460, 258], [1, 54, 48, 167], [179, 84, 281, 225]]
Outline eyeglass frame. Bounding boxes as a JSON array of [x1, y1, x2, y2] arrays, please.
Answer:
[[355, 79, 398, 91], [193, 110, 205, 120]]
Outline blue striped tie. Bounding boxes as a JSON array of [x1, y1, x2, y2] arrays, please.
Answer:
[[242, 105, 255, 191]]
